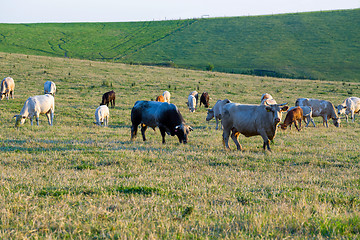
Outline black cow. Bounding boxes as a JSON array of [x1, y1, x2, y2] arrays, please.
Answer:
[[101, 90, 115, 108], [200, 92, 210, 108], [131, 101, 193, 144]]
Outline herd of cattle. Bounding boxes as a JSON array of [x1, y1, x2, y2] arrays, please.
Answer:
[[1, 76, 360, 151]]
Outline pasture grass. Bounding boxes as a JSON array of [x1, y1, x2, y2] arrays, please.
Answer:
[[0, 52, 359, 239]]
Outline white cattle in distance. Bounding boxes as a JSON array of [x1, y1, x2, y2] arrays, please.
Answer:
[[336, 97, 360, 123]]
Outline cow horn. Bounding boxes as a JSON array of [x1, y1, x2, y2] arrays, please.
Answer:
[[189, 126, 194, 131], [278, 102, 288, 106], [13, 115, 19, 118], [175, 125, 181, 129]]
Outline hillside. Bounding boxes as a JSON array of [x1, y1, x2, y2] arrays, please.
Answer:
[[0, 9, 359, 81]]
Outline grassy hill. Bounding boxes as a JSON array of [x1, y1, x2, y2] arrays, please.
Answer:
[[0, 52, 359, 239], [0, 9, 359, 81]]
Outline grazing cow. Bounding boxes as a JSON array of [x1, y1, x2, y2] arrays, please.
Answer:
[[131, 101, 193, 144], [162, 91, 171, 103], [156, 95, 165, 102], [279, 106, 303, 131], [1, 77, 15, 100], [187, 94, 196, 112], [288, 106, 315, 127], [222, 102, 288, 151], [260, 93, 277, 105], [295, 98, 340, 127], [206, 99, 231, 130], [336, 97, 360, 123], [14, 94, 55, 127], [101, 90, 115, 108], [94, 105, 109, 126], [199, 92, 210, 108], [44, 81, 56, 95], [189, 91, 199, 104]]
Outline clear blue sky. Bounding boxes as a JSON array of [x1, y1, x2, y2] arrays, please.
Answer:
[[1, 0, 358, 23]]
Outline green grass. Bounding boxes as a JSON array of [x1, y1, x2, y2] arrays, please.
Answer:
[[0, 9, 359, 81], [0, 52, 359, 239]]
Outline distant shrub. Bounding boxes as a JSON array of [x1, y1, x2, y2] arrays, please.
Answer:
[[206, 63, 214, 71]]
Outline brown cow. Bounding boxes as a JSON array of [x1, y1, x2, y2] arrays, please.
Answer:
[[279, 106, 303, 131], [101, 90, 115, 108], [199, 92, 210, 108], [156, 95, 165, 102]]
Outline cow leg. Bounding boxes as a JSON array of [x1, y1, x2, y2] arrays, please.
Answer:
[[141, 124, 148, 141], [112, 99, 115, 108], [30, 117, 33, 126], [351, 111, 355, 123], [158, 127, 167, 144], [222, 128, 231, 150], [259, 131, 271, 151], [310, 117, 316, 127], [46, 112, 51, 125], [230, 130, 242, 150], [322, 116, 328, 127], [36, 114, 40, 126], [215, 118, 219, 130], [294, 120, 300, 131]]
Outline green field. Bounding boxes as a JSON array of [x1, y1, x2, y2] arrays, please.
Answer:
[[0, 9, 359, 81], [0, 52, 359, 238]]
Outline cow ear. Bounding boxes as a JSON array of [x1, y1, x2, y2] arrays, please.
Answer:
[[343, 106, 347, 109], [13, 115, 19, 118], [189, 126, 194, 131], [265, 106, 272, 112], [281, 106, 289, 112]]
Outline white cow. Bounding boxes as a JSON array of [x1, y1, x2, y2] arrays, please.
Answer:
[[44, 81, 57, 95], [295, 98, 340, 127], [336, 97, 360, 123], [288, 106, 315, 127], [188, 94, 196, 112], [222, 102, 288, 151], [94, 105, 109, 126], [1, 77, 15, 100], [260, 93, 277, 105], [206, 99, 231, 130], [162, 91, 171, 103], [14, 94, 55, 127]]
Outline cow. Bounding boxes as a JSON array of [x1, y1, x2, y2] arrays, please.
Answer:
[[260, 93, 277, 105], [156, 95, 165, 102], [295, 98, 340, 127], [101, 90, 115, 108], [44, 81, 56, 95], [199, 92, 210, 108], [131, 101, 193, 144], [187, 94, 196, 112], [222, 102, 288, 151], [1, 77, 15, 100], [189, 91, 199, 104], [94, 105, 109, 126], [288, 106, 315, 127], [162, 91, 171, 103], [336, 97, 360, 123], [279, 106, 303, 131], [206, 99, 231, 130], [14, 94, 55, 127]]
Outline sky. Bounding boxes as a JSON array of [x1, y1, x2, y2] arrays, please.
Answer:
[[1, 0, 358, 23]]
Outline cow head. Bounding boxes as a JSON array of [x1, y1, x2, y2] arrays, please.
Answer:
[[332, 117, 341, 127], [13, 115, 26, 127], [265, 103, 289, 125], [0, 93, 5, 100], [336, 105, 346, 115], [206, 109, 214, 121], [174, 124, 193, 144]]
